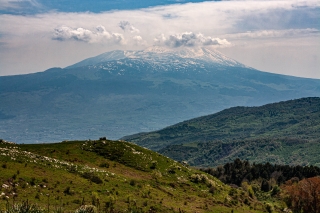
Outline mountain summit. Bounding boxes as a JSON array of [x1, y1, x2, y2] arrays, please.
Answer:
[[0, 47, 320, 143], [67, 46, 246, 69]]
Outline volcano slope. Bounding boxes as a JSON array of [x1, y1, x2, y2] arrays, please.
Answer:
[[1, 47, 320, 143]]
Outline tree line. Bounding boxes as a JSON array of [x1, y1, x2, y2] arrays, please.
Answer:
[[201, 159, 320, 213], [201, 158, 320, 187]]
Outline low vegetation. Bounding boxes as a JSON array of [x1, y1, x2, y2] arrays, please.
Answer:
[[0, 139, 277, 213]]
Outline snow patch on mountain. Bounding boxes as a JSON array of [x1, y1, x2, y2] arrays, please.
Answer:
[[67, 46, 247, 69]]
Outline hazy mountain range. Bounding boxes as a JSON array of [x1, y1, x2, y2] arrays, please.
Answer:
[[0, 46, 320, 143]]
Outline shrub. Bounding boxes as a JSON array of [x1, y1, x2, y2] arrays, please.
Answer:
[[91, 192, 100, 207], [150, 161, 157, 170], [30, 178, 36, 186], [21, 182, 27, 189], [209, 186, 216, 194], [265, 203, 274, 213], [3, 201, 45, 213], [244, 198, 250, 206], [90, 176, 103, 184], [228, 188, 237, 197], [104, 196, 116, 212], [75, 205, 97, 213], [72, 199, 81, 204], [248, 187, 255, 199], [35, 193, 40, 200], [68, 165, 77, 173], [168, 168, 176, 174], [82, 172, 103, 184], [271, 185, 280, 196], [130, 180, 136, 186], [99, 162, 109, 168], [63, 186, 73, 195], [261, 179, 271, 192]]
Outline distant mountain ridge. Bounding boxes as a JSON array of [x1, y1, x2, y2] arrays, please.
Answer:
[[0, 47, 320, 143]]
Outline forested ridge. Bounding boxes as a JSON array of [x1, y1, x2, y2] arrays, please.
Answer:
[[121, 97, 320, 167], [201, 158, 320, 186], [159, 137, 320, 167], [125, 97, 320, 151]]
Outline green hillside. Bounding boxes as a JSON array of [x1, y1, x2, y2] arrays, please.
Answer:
[[0, 139, 277, 213], [160, 137, 320, 167], [122, 97, 320, 166]]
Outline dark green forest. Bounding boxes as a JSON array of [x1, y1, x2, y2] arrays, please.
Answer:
[[201, 158, 320, 187]]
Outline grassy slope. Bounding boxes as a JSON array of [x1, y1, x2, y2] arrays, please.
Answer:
[[0, 140, 274, 212]]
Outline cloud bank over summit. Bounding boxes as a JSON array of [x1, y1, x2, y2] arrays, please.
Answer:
[[154, 32, 230, 48], [52, 25, 230, 49], [0, 0, 319, 78]]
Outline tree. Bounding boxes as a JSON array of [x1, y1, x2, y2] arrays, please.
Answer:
[[281, 177, 320, 213], [261, 179, 271, 192]]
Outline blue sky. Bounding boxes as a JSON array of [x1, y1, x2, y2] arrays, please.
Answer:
[[0, 0, 319, 78], [0, 0, 212, 14]]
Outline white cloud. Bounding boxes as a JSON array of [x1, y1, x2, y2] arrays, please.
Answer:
[[154, 32, 231, 47], [118, 21, 140, 33], [133, 35, 147, 46], [225, 28, 320, 39], [52, 25, 125, 44]]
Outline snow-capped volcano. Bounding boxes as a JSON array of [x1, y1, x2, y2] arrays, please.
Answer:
[[67, 46, 246, 69], [2, 45, 320, 144]]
